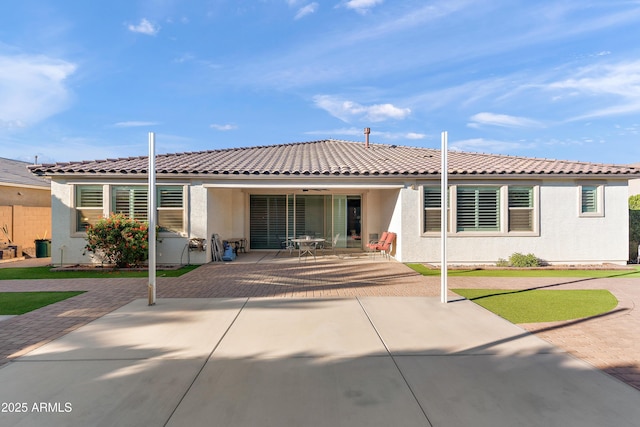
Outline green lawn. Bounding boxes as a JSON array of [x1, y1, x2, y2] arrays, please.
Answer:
[[0, 265, 200, 280], [406, 263, 640, 278], [0, 291, 85, 315], [452, 288, 618, 323]]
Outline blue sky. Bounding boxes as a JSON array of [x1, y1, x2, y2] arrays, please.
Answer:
[[1, 0, 640, 165]]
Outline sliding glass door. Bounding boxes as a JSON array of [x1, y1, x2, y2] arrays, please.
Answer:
[[249, 194, 361, 249]]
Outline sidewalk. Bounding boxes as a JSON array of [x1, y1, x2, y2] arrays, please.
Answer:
[[1, 297, 638, 426]]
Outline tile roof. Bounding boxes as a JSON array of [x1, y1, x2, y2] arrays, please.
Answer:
[[1, 157, 50, 188], [28, 139, 640, 178]]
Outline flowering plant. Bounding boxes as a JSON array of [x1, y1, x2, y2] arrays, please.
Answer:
[[84, 213, 155, 268]]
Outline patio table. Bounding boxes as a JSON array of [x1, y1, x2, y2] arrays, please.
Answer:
[[291, 237, 325, 262]]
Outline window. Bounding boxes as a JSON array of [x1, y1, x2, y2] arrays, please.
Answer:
[[456, 187, 500, 232], [422, 184, 538, 235], [113, 186, 148, 221], [157, 186, 184, 233], [580, 184, 603, 217], [423, 187, 449, 233], [75, 185, 104, 232], [508, 186, 534, 232], [75, 184, 186, 234]]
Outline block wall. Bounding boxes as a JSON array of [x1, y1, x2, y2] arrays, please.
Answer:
[[0, 205, 52, 251]]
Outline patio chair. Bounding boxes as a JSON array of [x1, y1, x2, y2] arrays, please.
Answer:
[[373, 232, 396, 260], [367, 231, 389, 253], [298, 240, 317, 262], [318, 233, 340, 257], [278, 236, 295, 255]]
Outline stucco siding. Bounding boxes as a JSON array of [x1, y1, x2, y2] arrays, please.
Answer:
[[51, 181, 198, 266], [51, 181, 81, 265], [397, 181, 629, 265]]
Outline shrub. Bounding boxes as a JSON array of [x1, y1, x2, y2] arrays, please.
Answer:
[[629, 195, 640, 262], [496, 258, 509, 267], [508, 252, 540, 267], [629, 195, 640, 210], [84, 213, 153, 268]]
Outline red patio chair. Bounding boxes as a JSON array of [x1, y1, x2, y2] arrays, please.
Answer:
[[374, 232, 396, 259], [367, 232, 389, 252]]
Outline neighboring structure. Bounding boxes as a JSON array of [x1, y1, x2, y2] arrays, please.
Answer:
[[629, 163, 640, 196], [0, 157, 52, 256], [29, 140, 640, 266]]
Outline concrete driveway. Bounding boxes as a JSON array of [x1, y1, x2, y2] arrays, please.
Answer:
[[1, 254, 639, 426], [0, 296, 639, 427]]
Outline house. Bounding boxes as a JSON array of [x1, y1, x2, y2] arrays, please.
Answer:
[[0, 157, 52, 258], [629, 163, 640, 196], [28, 139, 640, 266]]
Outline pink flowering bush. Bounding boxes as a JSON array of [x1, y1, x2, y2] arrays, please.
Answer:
[[84, 213, 154, 268]]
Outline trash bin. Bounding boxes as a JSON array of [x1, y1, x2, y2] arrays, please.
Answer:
[[35, 239, 51, 258]]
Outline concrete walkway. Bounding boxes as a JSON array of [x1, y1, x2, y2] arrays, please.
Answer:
[[1, 296, 639, 427]]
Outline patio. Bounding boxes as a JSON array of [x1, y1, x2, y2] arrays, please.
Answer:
[[1, 253, 639, 395], [163, 250, 441, 298]]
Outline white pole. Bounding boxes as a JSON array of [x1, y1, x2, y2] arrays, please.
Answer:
[[148, 132, 157, 306], [441, 131, 448, 303]]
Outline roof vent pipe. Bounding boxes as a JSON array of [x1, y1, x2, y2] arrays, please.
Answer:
[[364, 127, 370, 149]]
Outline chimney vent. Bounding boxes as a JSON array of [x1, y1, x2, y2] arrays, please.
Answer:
[[364, 127, 371, 149]]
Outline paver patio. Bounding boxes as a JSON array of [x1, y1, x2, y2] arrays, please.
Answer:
[[0, 252, 639, 392]]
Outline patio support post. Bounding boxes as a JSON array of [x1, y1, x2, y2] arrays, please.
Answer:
[[441, 131, 448, 303], [148, 132, 157, 306]]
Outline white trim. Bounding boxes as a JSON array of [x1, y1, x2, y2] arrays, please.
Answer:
[[578, 183, 605, 217], [421, 183, 540, 237]]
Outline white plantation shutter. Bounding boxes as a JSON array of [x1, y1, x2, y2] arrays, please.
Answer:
[[113, 186, 148, 221], [508, 187, 533, 232], [423, 187, 450, 232], [75, 185, 104, 231], [157, 186, 184, 232]]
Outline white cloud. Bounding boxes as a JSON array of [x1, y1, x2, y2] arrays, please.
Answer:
[[295, 3, 319, 20], [468, 112, 543, 128], [304, 127, 425, 141], [304, 127, 362, 137], [313, 95, 410, 123], [114, 121, 159, 128], [366, 103, 411, 121], [548, 61, 640, 98], [0, 54, 76, 129], [405, 132, 426, 140], [342, 0, 384, 14], [544, 60, 640, 120], [128, 18, 160, 36], [210, 123, 238, 131]]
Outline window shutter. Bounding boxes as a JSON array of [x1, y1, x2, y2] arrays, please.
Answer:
[[581, 186, 597, 213], [158, 187, 182, 207], [75, 185, 104, 231], [157, 186, 184, 232], [113, 186, 148, 221], [508, 187, 533, 232], [423, 187, 441, 232], [77, 186, 103, 207], [457, 187, 499, 231]]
